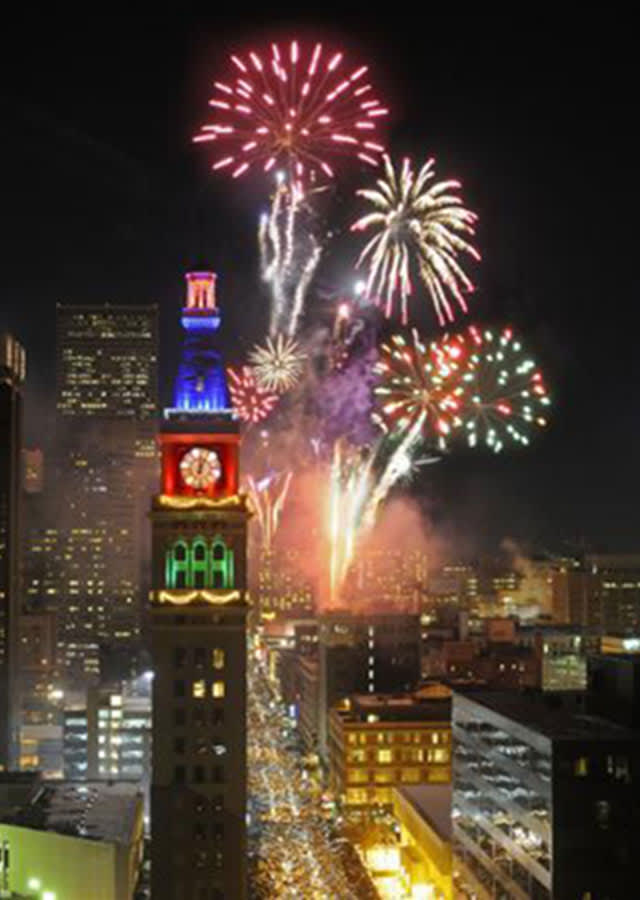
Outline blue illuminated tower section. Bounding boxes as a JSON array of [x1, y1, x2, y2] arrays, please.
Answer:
[[172, 271, 231, 414], [150, 269, 248, 900]]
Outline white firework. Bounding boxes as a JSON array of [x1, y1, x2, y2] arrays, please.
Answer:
[[352, 154, 480, 325]]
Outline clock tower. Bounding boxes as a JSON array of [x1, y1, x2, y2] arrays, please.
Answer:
[[150, 270, 249, 900]]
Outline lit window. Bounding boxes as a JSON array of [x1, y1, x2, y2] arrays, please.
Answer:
[[212, 681, 225, 699], [574, 757, 589, 777], [377, 749, 392, 764], [192, 680, 206, 699], [212, 648, 225, 670], [432, 748, 449, 764]]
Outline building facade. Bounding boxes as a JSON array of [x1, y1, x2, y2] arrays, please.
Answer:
[[0, 334, 25, 769], [392, 784, 453, 900], [452, 688, 640, 899], [63, 681, 151, 787], [150, 270, 249, 900], [328, 687, 451, 812], [51, 304, 159, 679], [0, 777, 144, 900], [318, 612, 422, 760]]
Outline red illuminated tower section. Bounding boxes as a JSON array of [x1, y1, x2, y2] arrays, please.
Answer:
[[150, 270, 249, 900]]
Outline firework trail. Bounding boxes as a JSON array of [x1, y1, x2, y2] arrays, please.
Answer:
[[361, 411, 426, 532], [327, 411, 431, 604], [247, 471, 293, 551], [328, 441, 374, 606], [259, 179, 324, 336], [352, 155, 480, 325], [194, 40, 388, 181]]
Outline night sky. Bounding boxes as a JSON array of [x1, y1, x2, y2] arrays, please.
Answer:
[[2, 13, 638, 552]]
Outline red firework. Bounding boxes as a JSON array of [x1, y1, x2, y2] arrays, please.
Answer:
[[194, 40, 389, 180], [227, 366, 278, 424]]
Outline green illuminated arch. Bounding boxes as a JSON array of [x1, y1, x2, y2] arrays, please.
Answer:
[[166, 539, 189, 589], [165, 536, 234, 590], [191, 537, 209, 588], [211, 536, 234, 589]]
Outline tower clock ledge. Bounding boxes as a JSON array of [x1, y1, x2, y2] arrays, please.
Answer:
[[151, 587, 248, 606], [152, 492, 251, 513]]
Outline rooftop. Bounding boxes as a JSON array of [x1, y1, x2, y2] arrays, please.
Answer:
[[455, 690, 639, 742], [336, 686, 451, 724], [395, 784, 452, 842], [0, 780, 142, 845]]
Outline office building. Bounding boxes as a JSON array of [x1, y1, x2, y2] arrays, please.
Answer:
[[0, 334, 25, 770], [341, 547, 429, 613], [255, 547, 315, 620], [297, 655, 320, 752], [53, 304, 159, 679], [328, 686, 451, 812], [585, 554, 640, 634], [519, 623, 599, 691], [56, 304, 158, 421], [424, 618, 598, 691], [17, 611, 65, 774], [317, 612, 422, 759], [150, 270, 249, 900], [22, 447, 44, 494], [63, 681, 151, 788], [452, 684, 640, 899], [0, 775, 144, 900]]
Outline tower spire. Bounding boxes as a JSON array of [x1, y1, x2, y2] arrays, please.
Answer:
[[171, 268, 231, 415]]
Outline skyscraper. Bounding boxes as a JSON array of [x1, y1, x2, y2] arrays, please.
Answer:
[[52, 304, 158, 678], [150, 270, 249, 900], [0, 334, 26, 769]]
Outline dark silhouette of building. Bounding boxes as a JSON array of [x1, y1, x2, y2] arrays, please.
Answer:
[[587, 653, 640, 729], [150, 270, 249, 900], [0, 334, 25, 769]]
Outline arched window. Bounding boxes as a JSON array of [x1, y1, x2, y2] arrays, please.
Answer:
[[191, 537, 209, 589], [166, 539, 190, 589], [211, 537, 234, 589], [165, 537, 234, 590]]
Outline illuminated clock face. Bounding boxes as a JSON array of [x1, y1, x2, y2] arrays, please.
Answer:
[[179, 447, 221, 490]]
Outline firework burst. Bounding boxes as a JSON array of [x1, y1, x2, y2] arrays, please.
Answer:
[[456, 326, 551, 452], [194, 40, 388, 181], [352, 155, 480, 325], [250, 334, 307, 393], [228, 366, 278, 424], [375, 330, 465, 449]]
